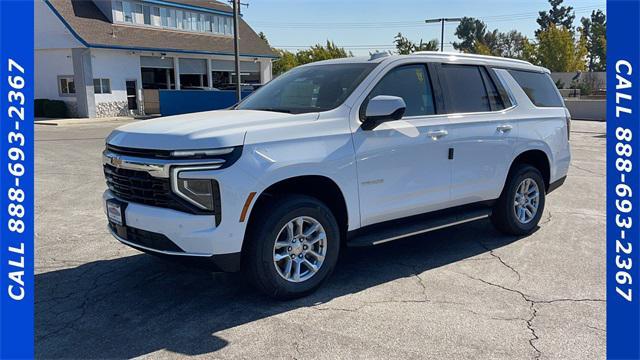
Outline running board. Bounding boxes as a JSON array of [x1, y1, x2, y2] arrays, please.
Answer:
[[346, 206, 492, 247]]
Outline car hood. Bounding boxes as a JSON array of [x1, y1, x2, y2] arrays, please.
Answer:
[[106, 110, 318, 150]]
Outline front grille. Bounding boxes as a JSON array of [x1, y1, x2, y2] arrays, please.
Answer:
[[106, 144, 172, 159], [104, 164, 196, 213]]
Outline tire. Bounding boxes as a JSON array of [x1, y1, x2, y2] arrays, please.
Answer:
[[244, 194, 340, 299], [491, 164, 546, 236]]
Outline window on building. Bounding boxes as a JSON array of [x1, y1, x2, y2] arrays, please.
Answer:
[[507, 69, 564, 107], [191, 12, 199, 31], [367, 65, 435, 117], [122, 1, 133, 22], [204, 14, 211, 32], [114, 1, 124, 22], [160, 7, 168, 26], [132, 3, 144, 24], [58, 76, 75, 96], [142, 4, 151, 25], [151, 6, 161, 26], [93, 78, 111, 94], [440, 64, 492, 113], [114, 1, 233, 35]]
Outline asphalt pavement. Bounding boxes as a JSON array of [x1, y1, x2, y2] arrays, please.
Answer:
[[35, 119, 605, 359]]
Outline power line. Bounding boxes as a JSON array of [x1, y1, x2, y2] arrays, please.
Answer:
[[250, 5, 602, 29]]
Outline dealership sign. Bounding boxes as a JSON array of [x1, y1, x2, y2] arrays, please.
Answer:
[[607, 0, 640, 358]]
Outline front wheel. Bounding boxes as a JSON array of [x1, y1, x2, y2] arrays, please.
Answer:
[[491, 165, 546, 235], [244, 195, 340, 299]]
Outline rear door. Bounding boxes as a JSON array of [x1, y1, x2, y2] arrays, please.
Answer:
[[438, 64, 517, 205]]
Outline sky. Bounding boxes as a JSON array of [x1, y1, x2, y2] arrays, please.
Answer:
[[241, 0, 607, 56]]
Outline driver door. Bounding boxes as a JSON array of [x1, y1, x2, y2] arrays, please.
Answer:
[[351, 64, 453, 226]]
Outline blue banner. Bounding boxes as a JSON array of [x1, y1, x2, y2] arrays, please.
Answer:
[[0, 1, 34, 359], [607, 0, 640, 359]]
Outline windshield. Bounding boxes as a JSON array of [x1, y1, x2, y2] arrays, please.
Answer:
[[237, 63, 377, 114]]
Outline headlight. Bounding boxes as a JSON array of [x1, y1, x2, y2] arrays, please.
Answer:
[[176, 178, 215, 211], [171, 147, 235, 158]]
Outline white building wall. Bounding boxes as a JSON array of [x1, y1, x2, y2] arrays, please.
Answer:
[[34, 48, 79, 116], [91, 49, 143, 117], [260, 60, 273, 84]]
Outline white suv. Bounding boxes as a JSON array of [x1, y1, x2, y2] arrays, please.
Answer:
[[103, 52, 571, 298]]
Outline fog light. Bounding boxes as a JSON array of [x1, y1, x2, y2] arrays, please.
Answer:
[[176, 178, 214, 211]]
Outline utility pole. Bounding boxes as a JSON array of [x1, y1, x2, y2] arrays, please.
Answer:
[[232, 0, 242, 102], [424, 18, 463, 52]]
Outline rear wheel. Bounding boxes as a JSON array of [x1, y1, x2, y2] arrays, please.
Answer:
[[491, 164, 546, 235], [245, 195, 340, 299]]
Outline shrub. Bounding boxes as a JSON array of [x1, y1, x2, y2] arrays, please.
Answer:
[[34, 99, 69, 118]]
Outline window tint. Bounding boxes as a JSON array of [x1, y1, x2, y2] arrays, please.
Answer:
[[479, 67, 504, 110], [368, 65, 435, 117], [508, 70, 563, 107], [441, 64, 491, 113]]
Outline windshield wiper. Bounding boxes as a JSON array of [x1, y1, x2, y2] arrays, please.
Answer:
[[252, 108, 292, 114]]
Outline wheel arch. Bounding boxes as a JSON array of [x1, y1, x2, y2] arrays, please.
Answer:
[[243, 175, 350, 249], [505, 149, 552, 192]]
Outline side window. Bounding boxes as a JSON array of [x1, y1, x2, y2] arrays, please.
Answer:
[[367, 64, 435, 117], [507, 70, 564, 107], [479, 67, 504, 110], [440, 64, 491, 113]]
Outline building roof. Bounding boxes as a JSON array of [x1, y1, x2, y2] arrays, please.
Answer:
[[44, 0, 277, 58]]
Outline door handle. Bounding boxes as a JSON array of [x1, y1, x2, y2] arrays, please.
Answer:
[[427, 129, 448, 139], [496, 124, 513, 133]]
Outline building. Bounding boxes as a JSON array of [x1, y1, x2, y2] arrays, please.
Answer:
[[35, 0, 276, 117]]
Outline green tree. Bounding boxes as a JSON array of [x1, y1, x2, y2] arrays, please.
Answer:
[[394, 32, 438, 54], [295, 41, 352, 65], [579, 10, 607, 71], [534, 24, 587, 71], [536, 0, 575, 36], [453, 18, 529, 59], [453, 17, 488, 53], [272, 49, 298, 76]]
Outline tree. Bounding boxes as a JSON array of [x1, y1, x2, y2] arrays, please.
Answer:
[[536, 0, 575, 36], [453, 18, 529, 59], [272, 49, 298, 76], [271, 41, 353, 76], [534, 24, 587, 72], [394, 33, 438, 54], [496, 30, 529, 59], [295, 41, 352, 65], [579, 10, 607, 71], [258, 31, 269, 45], [453, 17, 488, 53]]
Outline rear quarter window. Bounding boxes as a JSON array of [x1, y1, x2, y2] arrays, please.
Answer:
[[507, 70, 564, 107]]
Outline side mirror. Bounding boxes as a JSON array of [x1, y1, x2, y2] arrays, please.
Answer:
[[362, 95, 406, 130]]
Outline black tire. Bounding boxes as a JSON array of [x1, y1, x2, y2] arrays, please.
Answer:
[[244, 194, 340, 299], [491, 164, 546, 236]]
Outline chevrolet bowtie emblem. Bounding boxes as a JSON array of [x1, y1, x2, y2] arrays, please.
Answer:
[[110, 157, 123, 167]]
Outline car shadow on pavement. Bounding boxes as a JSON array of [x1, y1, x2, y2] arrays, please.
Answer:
[[36, 219, 530, 358]]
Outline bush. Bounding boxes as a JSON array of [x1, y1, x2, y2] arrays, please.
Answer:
[[34, 99, 47, 117], [34, 99, 69, 118]]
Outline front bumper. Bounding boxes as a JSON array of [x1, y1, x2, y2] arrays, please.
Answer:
[[108, 224, 240, 272], [103, 190, 241, 271]]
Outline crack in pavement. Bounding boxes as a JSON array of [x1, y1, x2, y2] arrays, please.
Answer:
[[476, 241, 521, 282], [460, 273, 605, 359], [570, 164, 604, 176]]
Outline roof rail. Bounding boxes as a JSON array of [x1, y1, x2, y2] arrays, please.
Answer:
[[413, 51, 534, 66], [369, 51, 391, 61]]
